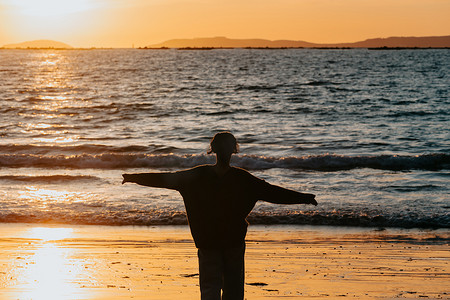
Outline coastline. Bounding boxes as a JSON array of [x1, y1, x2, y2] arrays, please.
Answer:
[[0, 223, 448, 299]]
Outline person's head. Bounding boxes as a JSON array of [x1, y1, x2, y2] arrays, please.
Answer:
[[207, 131, 239, 156]]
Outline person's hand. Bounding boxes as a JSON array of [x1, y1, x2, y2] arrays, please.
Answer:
[[122, 174, 130, 184], [305, 193, 317, 206]]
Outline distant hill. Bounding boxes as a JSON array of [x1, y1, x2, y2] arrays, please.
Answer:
[[2, 40, 73, 49], [334, 36, 450, 48], [148, 37, 317, 48], [148, 35, 450, 49]]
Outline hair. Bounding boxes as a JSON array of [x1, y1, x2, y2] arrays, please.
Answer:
[[207, 131, 239, 154]]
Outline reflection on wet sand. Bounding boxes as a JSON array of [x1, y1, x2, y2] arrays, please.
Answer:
[[2, 227, 93, 300], [1, 225, 448, 299]]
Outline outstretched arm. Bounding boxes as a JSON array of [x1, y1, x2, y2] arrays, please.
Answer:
[[257, 180, 317, 206], [122, 172, 181, 190]]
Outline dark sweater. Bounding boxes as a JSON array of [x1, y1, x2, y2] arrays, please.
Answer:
[[126, 165, 313, 249]]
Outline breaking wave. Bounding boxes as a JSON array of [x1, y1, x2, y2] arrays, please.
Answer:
[[0, 175, 101, 183], [0, 153, 448, 171], [0, 210, 447, 229]]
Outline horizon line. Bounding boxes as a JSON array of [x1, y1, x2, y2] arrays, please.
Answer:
[[2, 34, 450, 49]]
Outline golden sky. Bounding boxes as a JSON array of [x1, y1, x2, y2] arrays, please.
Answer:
[[1, 0, 449, 47]]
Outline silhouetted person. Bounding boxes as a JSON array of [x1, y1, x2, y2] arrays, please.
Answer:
[[122, 132, 317, 300]]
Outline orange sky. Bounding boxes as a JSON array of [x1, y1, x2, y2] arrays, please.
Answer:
[[1, 0, 449, 48]]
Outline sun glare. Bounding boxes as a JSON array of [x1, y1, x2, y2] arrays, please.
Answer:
[[18, 187, 88, 204], [13, 227, 92, 300], [6, 0, 97, 17], [25, 227, 74, 242]]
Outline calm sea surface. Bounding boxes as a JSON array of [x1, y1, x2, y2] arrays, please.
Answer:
[[0, 49, 448, 228]]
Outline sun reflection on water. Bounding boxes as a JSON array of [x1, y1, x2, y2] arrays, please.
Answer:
[[40, 95, 70, 101], [18, 51, 81, 147], [17, 187, 93, 209], [19, 187, 78, 202], [13, 51, 96, 147], [33, 136, 77, 143]]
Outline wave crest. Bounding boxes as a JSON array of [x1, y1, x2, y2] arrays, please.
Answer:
[[0, 153, 448, 171], [0, 210, 447, 229], [0, 175, 100, 183]]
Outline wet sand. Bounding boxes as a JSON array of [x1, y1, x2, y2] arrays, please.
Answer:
[[0, 224, 448, 299]]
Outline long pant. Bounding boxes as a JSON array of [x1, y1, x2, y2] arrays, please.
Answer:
[[197, 243, 245, 300]]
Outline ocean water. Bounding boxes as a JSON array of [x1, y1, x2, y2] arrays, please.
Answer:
[[0, 48, 448, 228]]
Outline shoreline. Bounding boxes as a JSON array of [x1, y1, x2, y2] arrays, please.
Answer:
[[0, 223, 448, 299]]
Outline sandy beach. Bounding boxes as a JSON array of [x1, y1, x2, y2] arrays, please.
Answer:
[[0, 224, 448, 299]]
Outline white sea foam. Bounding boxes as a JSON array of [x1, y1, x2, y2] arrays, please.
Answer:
[[0, 153, 448, 171]]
